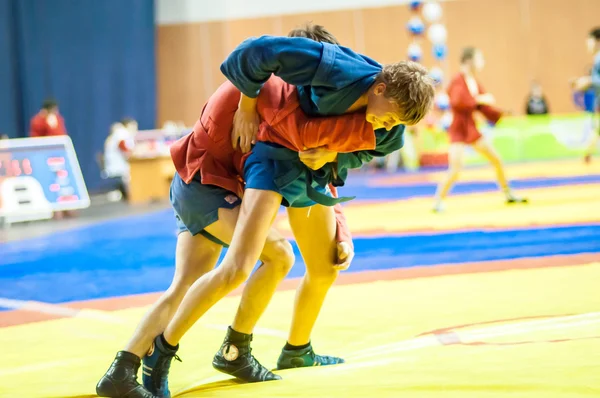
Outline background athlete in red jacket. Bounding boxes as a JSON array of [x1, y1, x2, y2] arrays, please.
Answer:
[[433, 47, 527, 212]]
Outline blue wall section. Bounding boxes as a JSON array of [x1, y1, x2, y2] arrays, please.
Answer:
[[0, 0, 21, 138], [0, 0, 156, 190]]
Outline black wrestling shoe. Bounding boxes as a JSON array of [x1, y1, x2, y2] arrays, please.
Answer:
[[506, 193, 528, 204], [212, 326, 281, 382], [96, 351, 159, 398]]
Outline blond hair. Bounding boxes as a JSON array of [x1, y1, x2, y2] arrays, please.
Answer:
[[377, 61, 435, 126]]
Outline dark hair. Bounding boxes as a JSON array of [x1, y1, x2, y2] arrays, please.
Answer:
[[460, 47, 478, 64], [288, 23, 340, 45], [121, 117, 136, 126], [590, 28, 600, 41], [376, 61, 435, 126], [42, 98, 58, 110]]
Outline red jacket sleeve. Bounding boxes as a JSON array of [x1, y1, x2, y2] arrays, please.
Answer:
[[330, 185, 353, 248], [30, 116, 46, 137], [479, 105, 503, 125], [448, 77, 478, 113], [475, 82, 503, 124]]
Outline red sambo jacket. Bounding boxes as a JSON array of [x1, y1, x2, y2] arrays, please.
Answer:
[[170, 77, 377, 247], [447, 73, 503, 144]]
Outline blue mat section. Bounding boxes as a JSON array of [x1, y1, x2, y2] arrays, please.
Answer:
[[1, 207, 599, 304], [338, 174, 600, 201]]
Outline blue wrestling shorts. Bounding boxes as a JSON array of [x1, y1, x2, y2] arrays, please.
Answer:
[[244, 143, 332, 208], [170, 172, 240, 247], [171, 143, 352, 246]]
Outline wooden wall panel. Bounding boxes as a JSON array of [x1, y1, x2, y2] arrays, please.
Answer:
[[157, 22, 227, 124], [225, 17, 283, 52], [527, 0, 600, 113], [156, 0, 600, 125], [444, 0, 529, 113], [281, 10, 360, 50], [361, 6, 410, 65]]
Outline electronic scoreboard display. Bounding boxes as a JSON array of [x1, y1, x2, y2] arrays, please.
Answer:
[[0, 136, 90, 215]]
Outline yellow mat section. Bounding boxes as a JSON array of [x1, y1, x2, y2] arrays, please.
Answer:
[[275, 183, 600, 233], [1, 263, 599, 397]]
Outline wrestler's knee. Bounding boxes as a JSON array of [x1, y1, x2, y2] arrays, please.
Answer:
[[177, 243, 220, 284], [169, 238, 221, 297], [217, 246, 262, 288], [306, 261, 339, 287], [215, 264, 248, 289], [163, 277, 196, 307], [261, 238, 295, 278]]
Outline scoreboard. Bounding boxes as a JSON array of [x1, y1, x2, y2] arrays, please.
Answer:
[[0, 136, 90, 222], [132, 127, 191, 158]]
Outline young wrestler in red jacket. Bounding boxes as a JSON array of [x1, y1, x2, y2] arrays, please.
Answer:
[[97, 26, 432, 398], [97, 77, 382, 398], [433, 47, 527, 212]]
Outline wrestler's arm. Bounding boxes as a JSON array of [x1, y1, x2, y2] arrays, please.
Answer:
[[220, 36, 327, 98], [302, 128, 403, 267], [573, 76, 592, 91], [221, 35, 374, 99], [298, 113, 376, 153], [574, 57, 600, 91], [223, 35, 332, 150], [330, 185, 354, 270], [329, 185, 353, 248], [223, 36, 379, 151], [336, 126, 405, 171], [326, 129, 404, 267], [273, 112, 377, 170], [471, 82, 502, 125]]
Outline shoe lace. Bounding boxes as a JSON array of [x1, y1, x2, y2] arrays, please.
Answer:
[[313, 351, 340, 365], [154, 352, 182, 388]]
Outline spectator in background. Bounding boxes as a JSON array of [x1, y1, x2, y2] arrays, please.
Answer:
[[103, 119, 136, 201], [30, 98, 75, 219], [162, 120, 179, 135], [123, 117, 139, 136], [525, 82, 550, 115], [30, 98, 68, 137]]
